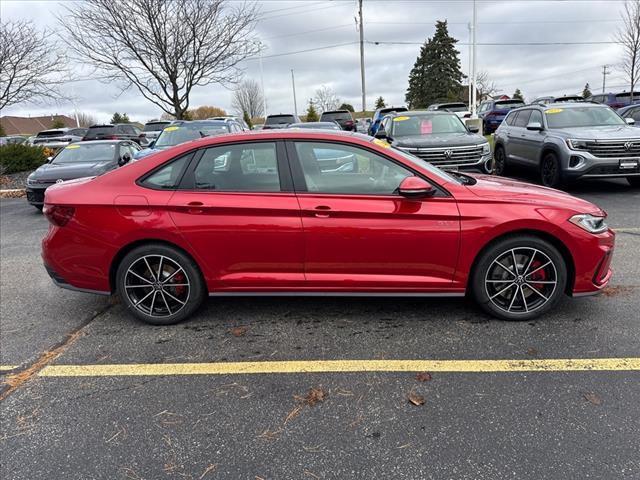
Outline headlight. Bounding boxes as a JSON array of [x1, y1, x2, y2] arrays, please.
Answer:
[[26, 176, 36, 186], [481, 142, 491, 155], [569, 213, 608, 234], [566, 139, 589, 150]]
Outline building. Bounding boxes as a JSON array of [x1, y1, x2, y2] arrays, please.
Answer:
[[0, 115, 77, 136]]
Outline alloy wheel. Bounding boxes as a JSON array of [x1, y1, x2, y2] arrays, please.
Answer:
[[484, 247, 558, 315], [124, 255, 190, 318], [541, 155, 558, 187]]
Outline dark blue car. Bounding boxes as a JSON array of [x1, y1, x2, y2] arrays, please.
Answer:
[[368, 106, 408, 136], [477, 99, 525, 134]]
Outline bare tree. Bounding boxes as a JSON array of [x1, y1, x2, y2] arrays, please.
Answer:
[[475, 71, 499, 101], [0, 20, 68, 110], [58, 0, 260, 119], [231, 79, 264, 118], [71, 112, 98, 127], [616, 0, 640, 101], [314, 85, 340, 113]]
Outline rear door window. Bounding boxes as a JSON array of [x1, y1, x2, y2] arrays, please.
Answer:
[[192, 142, 281, 192]]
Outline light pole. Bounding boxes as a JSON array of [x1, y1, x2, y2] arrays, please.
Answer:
[[291, 69, 298, 117], [358, 0, 366, 112], [470, 0, 477, 118]]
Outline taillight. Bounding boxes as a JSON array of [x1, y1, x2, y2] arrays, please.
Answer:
[[43, 205, 75, 226]]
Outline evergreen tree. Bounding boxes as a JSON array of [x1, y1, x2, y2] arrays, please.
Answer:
[[339, 103, 354, 112], [305, 99, 319, 122], [110, 112, 130, 123], [582, 83, 592, 99], [374, 96, 386, 109], [405, 21, 464, 109], [512, 89, 524, 100], [51, 119, 66, 128]]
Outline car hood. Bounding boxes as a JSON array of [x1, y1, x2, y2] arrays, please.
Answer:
[[466, 174, 602, 213], [134, 147, 163, 159], [31, 161, 113, 182], [392, 133, 486, 148], [554, 125, 640, 139]]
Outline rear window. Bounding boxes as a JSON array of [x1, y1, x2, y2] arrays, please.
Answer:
[[36, 130, 66, 138], [495, 101, 525, 110], [84, 126, 115, 138], [144, 122, 170, 132], [265, 115, 295, 125], [437, 103, 467, 112], [321, 112, 353, 121]]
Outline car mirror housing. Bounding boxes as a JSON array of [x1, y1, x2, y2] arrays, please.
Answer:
[[398, 176, 436, 199], [468, 125, 480, 133], [625, 117, 635, 125], [47, 156, 54, 163], [374, 126, 387, 139], [118, 153, 132, 167], [526, 121, 543, 131]]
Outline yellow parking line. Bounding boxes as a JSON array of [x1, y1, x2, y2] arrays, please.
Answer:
[[38, 358, 640, 377], [0, 366, 17, 372]]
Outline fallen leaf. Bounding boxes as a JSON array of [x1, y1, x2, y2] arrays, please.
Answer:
[[284, 404, 303, 424], [303, 387, 326, 407], [416, 372, 432, 382], [583, 392, 602, 405], [199, 464, 218, 479], [408, 391, 425, 406], [527, 347, 538, 356], [230, 326, 248, 337]]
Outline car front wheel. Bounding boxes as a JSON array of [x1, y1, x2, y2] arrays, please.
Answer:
[[540, 152, 565, 189], [471, 235, 567, 321], [493, 146, 508, 176], [628, 176, 640, 187], [116, 244, 205, 325]]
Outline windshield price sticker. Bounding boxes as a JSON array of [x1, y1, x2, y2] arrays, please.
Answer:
[[164, 126, 180, 132], [393, 116, 410, 122], [545, 108, 563, 114], [66, 145, 80, 149], [373, 138, 391, 148]]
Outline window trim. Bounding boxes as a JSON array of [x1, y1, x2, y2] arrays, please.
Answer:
[[177, 140, 293, 193], [137, 151, 197, 191], [285, 139, 449, 198]]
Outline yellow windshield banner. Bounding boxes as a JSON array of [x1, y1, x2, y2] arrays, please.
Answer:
[[163, 126, 179, 132], [545, 108, 563, 114], [373, 138, 391, 148], [393, 116, 410, 122]]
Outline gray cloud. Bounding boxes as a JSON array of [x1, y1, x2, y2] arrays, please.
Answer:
[[0, 0, 627, 122]]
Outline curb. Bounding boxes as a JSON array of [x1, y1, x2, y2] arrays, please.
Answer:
[[0, 188, 26, 198]]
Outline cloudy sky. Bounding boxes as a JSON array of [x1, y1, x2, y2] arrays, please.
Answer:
[[0, 0, 628, 123]]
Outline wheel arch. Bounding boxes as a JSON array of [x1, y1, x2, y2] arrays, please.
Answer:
[[539, 142, 563, 165], [109, 238, 205, 293], [467, 228, 576, 296]]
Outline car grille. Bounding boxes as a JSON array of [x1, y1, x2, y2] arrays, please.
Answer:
[[26, 189, 46, 204], [400, 145, 484, 167], [584, 140, 640, 158]]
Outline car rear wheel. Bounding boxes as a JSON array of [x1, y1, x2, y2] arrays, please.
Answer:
[[540, 152, 564, 189], [471, 235, 567, 321], [116, 244, 205, 325], [627, 176, 640, 187], [493, 146, 508, 176]]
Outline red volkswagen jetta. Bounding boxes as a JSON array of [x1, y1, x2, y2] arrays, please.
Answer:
[[42, 130, 614, 325]]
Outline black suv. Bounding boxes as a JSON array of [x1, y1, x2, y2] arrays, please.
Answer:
[[262, 114, 301, 130], [82, 124, 145, 145], [319, 110, 356, 131]]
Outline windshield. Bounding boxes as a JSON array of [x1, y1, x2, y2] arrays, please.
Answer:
[[438, 104, 467, 112], [53, 143, 116, 164], [545, 106, 626, 128], [389, 145, 458, 184], [495, 101, 525, 110], [265, 115, 296, 125], [290, 122, 340, 130], [154, 123, 229, 148], [321, 112, 352, 121], [144, 122, 169, 132], [391, 114, 468, 137]]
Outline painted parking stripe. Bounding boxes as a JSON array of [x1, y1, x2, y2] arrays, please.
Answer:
[[614, 227, 640, 233], [0, 366, 17, 372], [37, 358, 640, 377]]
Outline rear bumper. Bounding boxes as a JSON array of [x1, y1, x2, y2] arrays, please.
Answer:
[[44, 264, 110, 295]]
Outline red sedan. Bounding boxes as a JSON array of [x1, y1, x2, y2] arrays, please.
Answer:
[[42, 130, 614, 325]]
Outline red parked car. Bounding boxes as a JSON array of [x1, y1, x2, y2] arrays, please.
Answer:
[[42, 130, 614, 325]]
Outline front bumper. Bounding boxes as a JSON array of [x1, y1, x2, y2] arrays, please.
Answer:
[[563, 152, 640, 179], [25, 186, 47, 206]]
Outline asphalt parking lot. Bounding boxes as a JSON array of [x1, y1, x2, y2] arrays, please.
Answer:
[[1, 177, 639, 479]]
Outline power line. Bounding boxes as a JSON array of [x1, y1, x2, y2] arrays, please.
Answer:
[[250, 42, 359, 60], [368, 40, 618, 46]]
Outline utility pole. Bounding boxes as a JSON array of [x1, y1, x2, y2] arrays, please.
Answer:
[[291, 69, 298, 117], [470, 0, 477, 118], [602, 65, 610, 93], [358, 0, 366, 112], [467, 22, 472, 108]]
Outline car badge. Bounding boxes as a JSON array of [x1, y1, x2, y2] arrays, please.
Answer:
[[624, 142, 634, 151], [56, 179, 64, 184], [443, 149, 453, 159]]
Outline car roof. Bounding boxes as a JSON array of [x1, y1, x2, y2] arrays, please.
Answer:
[[72, 140, 126, 145], [145, 120, 170, 125], [322, 110, 351, 114], [39, 127, 71, 133], [387, 110, 456, 117], [171, 120, 229, 125], [540, 102, 605, 109]]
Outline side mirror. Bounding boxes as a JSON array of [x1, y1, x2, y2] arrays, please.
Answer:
[[374, 126, 387, 139], [398, 176, 436, 199], [118, 153, 131, 166], [468, 125, 480, 133], [626, 117, 636, 125], [47, 156, 54, 163], [526, 121, 543, 131]]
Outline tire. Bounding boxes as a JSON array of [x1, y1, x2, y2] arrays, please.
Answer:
[[627, 176, 640, 187], [470, 235, 567, 321], [34, 205, 43, 212], [540, 152, 565, 189], [493, 145, 508, 176], [116, 243, 205, 325]]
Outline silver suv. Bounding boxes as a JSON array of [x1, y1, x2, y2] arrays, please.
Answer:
[[494, 103, 640, 188]]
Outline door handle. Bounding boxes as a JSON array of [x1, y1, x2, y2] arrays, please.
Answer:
[[313, 205, 331, 218], [186, 201, 204, 214]]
